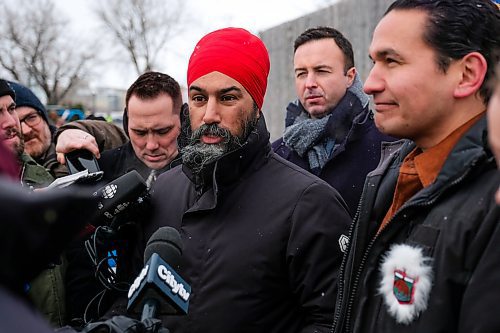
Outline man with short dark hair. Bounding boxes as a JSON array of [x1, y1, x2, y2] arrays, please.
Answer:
[[56, 71, 183, 183], [0, 80, 23, 158], [146, 27, 351, 333], [273, 26, 394, 214], [57, 72, 184, 325], [0, 80, 53, 188], [333, 1, 500, 332]]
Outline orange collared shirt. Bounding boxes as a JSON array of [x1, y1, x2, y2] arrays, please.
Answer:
[[378, 113, 484, 233]]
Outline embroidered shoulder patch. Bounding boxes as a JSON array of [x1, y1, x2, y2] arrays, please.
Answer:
[[378, 243, 433, 325]]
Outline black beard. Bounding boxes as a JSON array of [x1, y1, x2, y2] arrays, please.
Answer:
[[181, 109, 259, 175]]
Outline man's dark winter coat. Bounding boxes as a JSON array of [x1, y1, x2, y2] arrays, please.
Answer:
[[333, 115, 500, 333], [148, 115, 352, 333], [273, 92, 394, 215]]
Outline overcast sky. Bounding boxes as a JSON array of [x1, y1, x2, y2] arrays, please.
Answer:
[[52, 0, 337, 89]]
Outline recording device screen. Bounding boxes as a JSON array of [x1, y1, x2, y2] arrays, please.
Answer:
[[65, 149, 100, 174]]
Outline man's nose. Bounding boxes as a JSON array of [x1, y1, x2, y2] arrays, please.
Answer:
[[20, 121, 32, 135], [305, 73, 318, 89], [202, 99, 221, 125], [363, 64, 384, 95], [0, 110, 18, 130], [145, 134, 160, 150]]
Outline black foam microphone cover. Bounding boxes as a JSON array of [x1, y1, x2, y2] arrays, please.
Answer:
[[144, 227, 182, 268]]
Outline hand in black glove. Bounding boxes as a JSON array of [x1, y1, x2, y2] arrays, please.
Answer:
[[142, 318, 170, 333], [81, 315, 169, 333]]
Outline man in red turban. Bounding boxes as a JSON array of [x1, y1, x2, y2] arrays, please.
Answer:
[[147, 27, 351, 333], [180, 27, 271, 173], [187, 27, 269, 110]]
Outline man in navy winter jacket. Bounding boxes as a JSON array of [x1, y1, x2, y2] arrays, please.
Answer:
[[272, 27, 394, 215]]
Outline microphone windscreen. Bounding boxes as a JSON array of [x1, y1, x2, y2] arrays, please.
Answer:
[[144, 227, 182, 268]]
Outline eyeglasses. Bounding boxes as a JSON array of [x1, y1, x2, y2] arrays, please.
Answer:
[[19, 112, 42, 127]]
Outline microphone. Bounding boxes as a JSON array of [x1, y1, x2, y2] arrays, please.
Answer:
[[0, 180, 98, 292], [127, 227, 191, 321], [80, 170, 151, 297], [92, 170, 147, 225]]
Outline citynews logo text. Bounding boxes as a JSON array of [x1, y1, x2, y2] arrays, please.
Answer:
[[128, 264, 190, 302], [157, 265, 190, 302], [128, 264, 149, 298]]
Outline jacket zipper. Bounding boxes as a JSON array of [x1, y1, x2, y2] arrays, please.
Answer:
[[337, 160, 477, 333], [331, 190, 363, 332], [332, 139, 407, 331]]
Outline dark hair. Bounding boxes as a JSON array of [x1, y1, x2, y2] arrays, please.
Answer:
[[123, 71, 182, 135], [294, 26, 354, 74], [386, 0, 500, 104], [125, 71, 182, 115]]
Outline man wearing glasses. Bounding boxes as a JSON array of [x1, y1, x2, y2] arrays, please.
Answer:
[[8, 81, 66, 179], [12, 82, 54, 166], [9, 81, 127, 179]]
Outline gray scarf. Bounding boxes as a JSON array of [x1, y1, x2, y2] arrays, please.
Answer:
[[283, 111, 334, 172], [283, 74, 368, 173]]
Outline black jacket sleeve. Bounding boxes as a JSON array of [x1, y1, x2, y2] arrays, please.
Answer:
[[286, 181, 351, 333], [458, 204, 500, 333]]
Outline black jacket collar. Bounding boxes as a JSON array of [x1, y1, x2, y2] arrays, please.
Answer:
[[374, 114, 493, 205]]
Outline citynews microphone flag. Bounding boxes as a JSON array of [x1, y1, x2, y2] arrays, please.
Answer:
[[128, 253, 191, 315]]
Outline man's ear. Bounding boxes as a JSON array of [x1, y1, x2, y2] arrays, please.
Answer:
[[256, 107, 262, 119], [453, 52, 487, 98], [346, 67, 357, 88]]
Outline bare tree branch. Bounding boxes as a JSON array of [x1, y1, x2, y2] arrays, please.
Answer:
[[0, 0, 96, 104], [94, 0, 186, 75]]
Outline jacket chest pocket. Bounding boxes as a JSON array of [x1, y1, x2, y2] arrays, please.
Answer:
[[406, 224, 440, 257]]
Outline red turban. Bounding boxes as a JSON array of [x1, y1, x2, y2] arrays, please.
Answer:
[[187, 27, 270, 110]]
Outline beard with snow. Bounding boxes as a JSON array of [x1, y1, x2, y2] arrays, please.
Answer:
[[181, 106, 259, 175]]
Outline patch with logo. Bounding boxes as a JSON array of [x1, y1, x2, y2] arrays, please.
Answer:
[[102, 184, 117, 199], [393, 270, 415, 304], [338, 234, 349, 253], [379, 244, 433, 325]]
